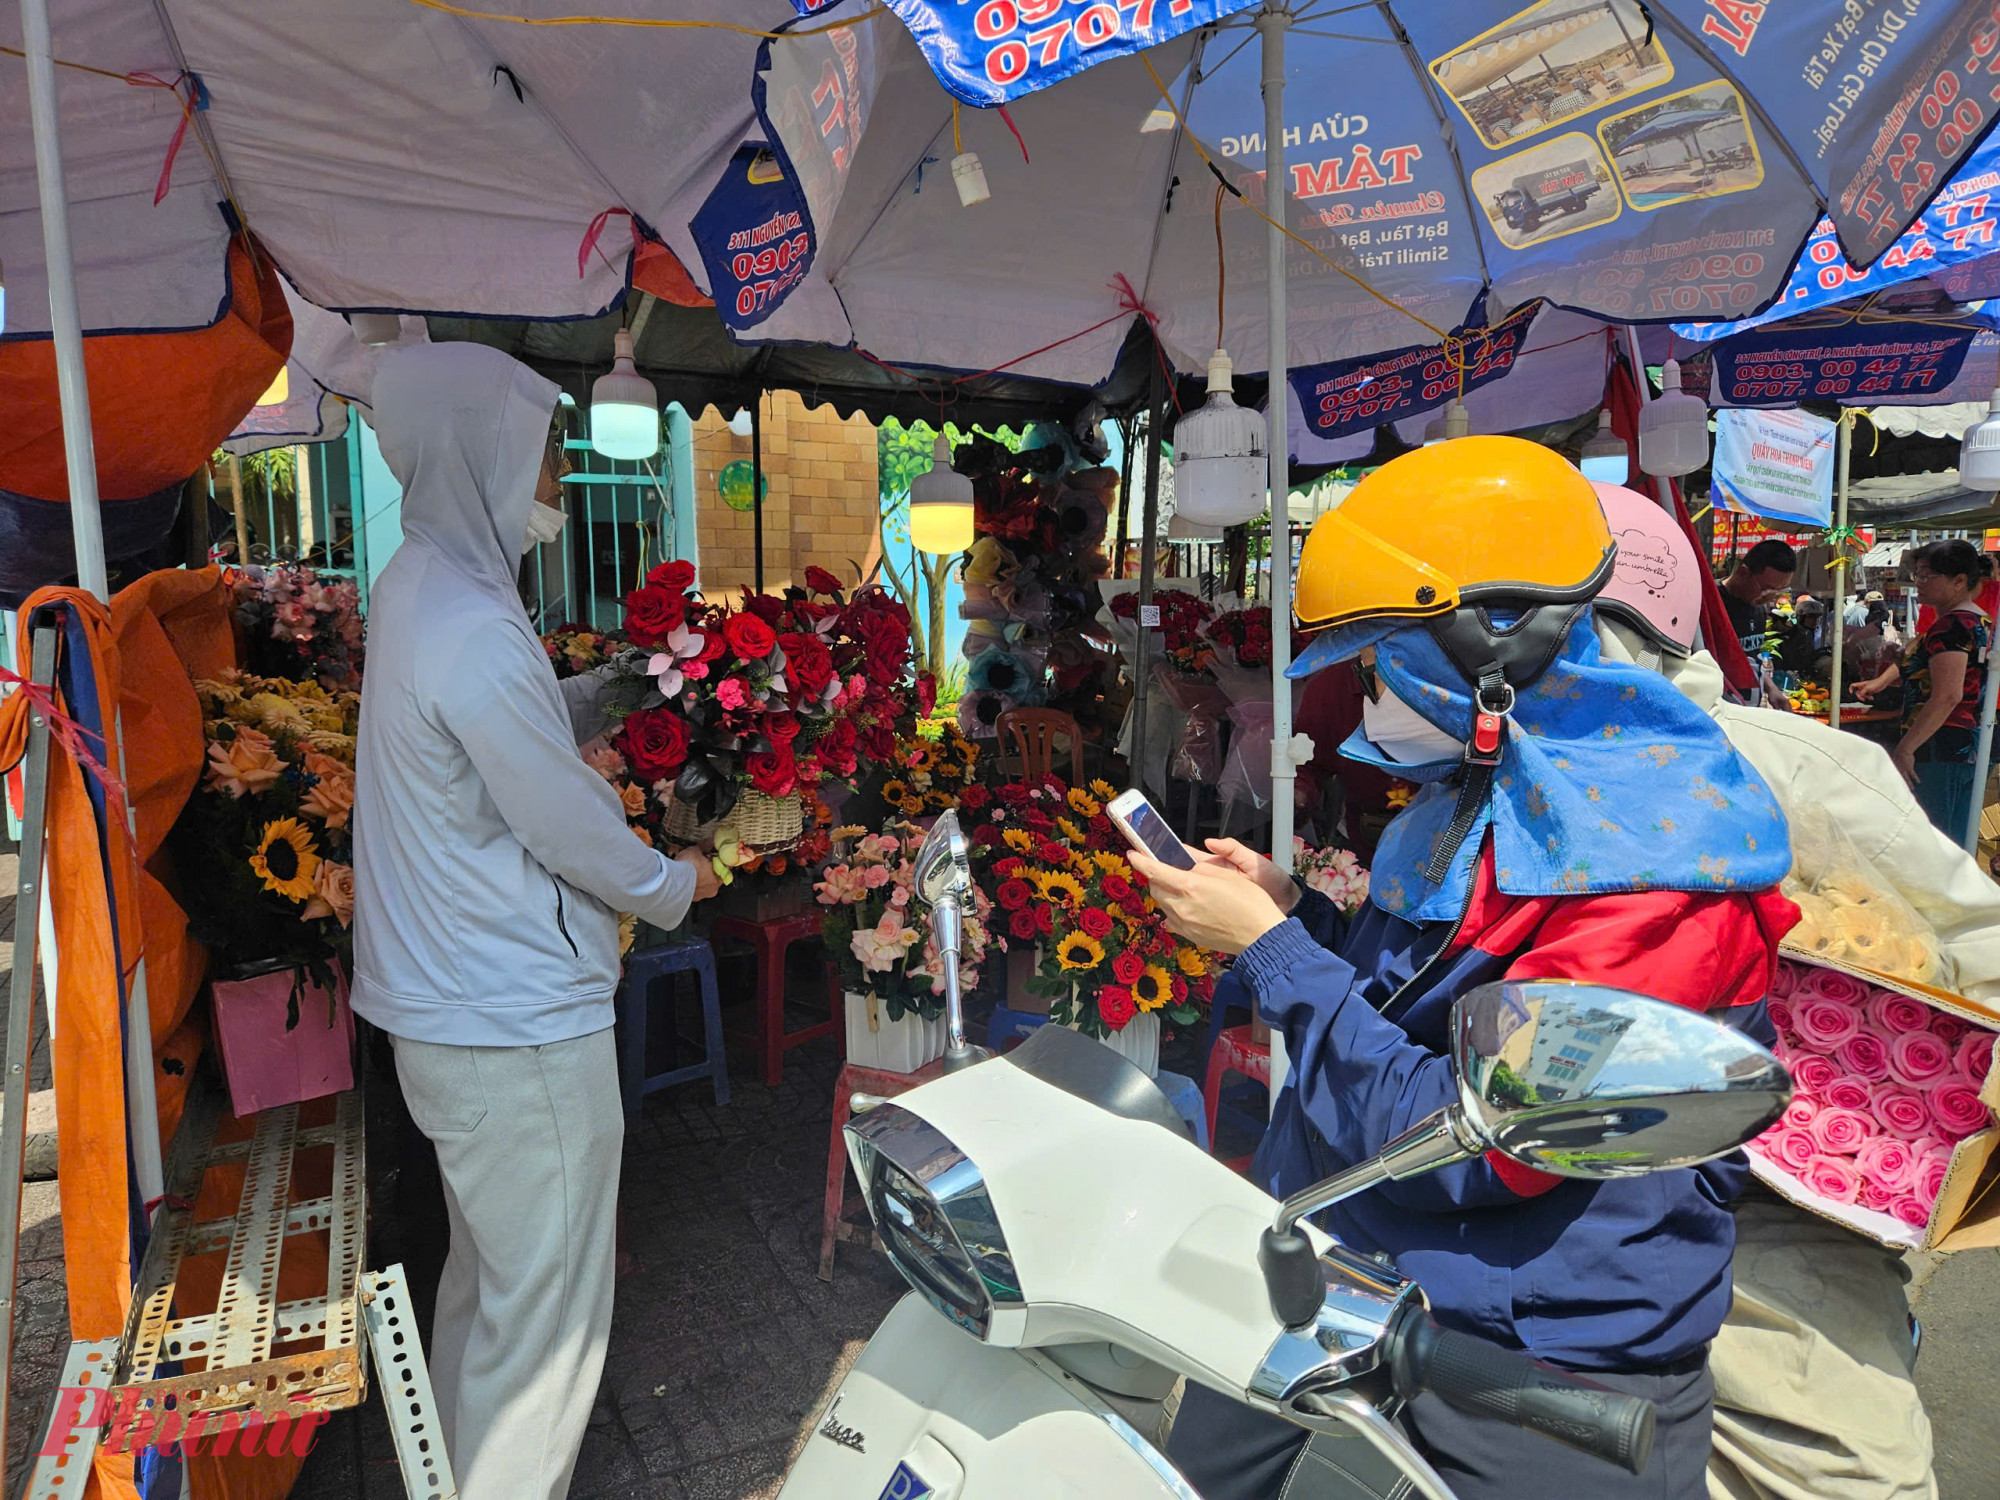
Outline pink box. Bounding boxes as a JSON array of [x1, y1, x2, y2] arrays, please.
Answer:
[[210, 965, 356, 1118]]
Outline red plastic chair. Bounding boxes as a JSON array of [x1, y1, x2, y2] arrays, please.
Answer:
[[1203, 1024, 1271, 1174]]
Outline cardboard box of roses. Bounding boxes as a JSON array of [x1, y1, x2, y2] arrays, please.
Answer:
[[1747, 950, 2000, 1252]]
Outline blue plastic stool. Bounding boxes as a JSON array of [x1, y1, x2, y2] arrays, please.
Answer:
[[1153, 1068, 1209, 1152], [987, 1004, 1050, 1053], [616, 939, 729, 1114]]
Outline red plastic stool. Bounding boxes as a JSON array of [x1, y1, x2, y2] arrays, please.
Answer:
[[715, 910, 839, 1086], [1204, 1024, 1271, 1174], [820, 1058, 946, 1280]]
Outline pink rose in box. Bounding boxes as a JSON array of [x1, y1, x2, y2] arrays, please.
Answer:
[[1807, 1107, 1872, 1156], [1769, 961, 1802, 1000], [1956, 1029, 1994, 1085], [1890, 1196, 1933, 1229], [1926, 1081, 1991, 1141], [1779, 1097, 1817, 1133], [1886, 1031, 1953, 1089], [1914, 1146, 1955, 1204], [1793, 995, 1863, 1051], [1797, 968, 1871, 1005], [1788, 1053, 1837, 1096], [1756, 1128, 1816, 1174], [1832, 1029, 1890, 1081], [1803, 1154, 1863, 1204], [1767, 999, 1794, 1035], [1859, 1179, 1897, 1213], [1866, 991, 1932, 1035], [1930, 1013, 1970, 1046], [1822, 1074, 1873, 1112], [1855, 1137, 1916, 1194], [1871, 1084, 1931, 1139]]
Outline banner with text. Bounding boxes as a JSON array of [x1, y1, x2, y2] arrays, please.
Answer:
[[1712, 407, 1837, 529], [690, 145, 817, 334], [1288, 301, 1542, 445], [1711, 319, 1978, 406]]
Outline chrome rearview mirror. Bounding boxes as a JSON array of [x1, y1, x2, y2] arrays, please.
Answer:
[[910, 811, 987, 1073], [1259, 980, 1790, 1330]]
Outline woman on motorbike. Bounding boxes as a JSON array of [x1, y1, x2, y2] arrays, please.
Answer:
[[1133, 438, 1798, 1500]]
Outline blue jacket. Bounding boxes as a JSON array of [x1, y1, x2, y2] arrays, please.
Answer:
[[1234, 852, 1792, 1371]]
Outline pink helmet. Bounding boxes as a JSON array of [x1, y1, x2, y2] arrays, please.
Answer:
[[1590, 482, 1701, 657]]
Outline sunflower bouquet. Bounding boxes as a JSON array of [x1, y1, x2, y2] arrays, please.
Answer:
[[170, 670, 360, 1015], [971, 774, 1216, 1037], [881, 723, 987, 818], [814, 822, 997, 1022]]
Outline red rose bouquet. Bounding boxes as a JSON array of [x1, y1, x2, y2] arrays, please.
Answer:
[[1205, 606, 1276, 669], [1109, 589, 1216, 677]]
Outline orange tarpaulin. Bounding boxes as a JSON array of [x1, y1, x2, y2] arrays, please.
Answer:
[[3, 570, 320, 1500]]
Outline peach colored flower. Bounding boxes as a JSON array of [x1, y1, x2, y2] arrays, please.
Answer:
[[620, 781, 647, 818], [301, 859, 355, 927], [632, 826, 655, 847], [205, 733, 285, 798], [585, 744, 627, 782], [298, 752, 355, 828]]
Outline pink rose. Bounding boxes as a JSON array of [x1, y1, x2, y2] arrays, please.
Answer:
[[1870, 1084, 1931, 1138], [1769, 962, 1802, 1001], [1793, 996, 1863, 1051], [1886, 1031, 1953, 1089], [1823, 1074, 1873, 1112], [1867, 991, 1933, 1035], [1804, 1154, 1863, 1203], [1789, 1053, 1837, 1096], [1798, 969, 1872, 1005], [1956, 1029, 1994, 1084], [1754, 1127, 1817, 1174], [1859, 1179, 1896, 1213], [1808, 1107, 1872, 1156], [1914, 1146, 1955, 1205], [1780, 1097, 1818, 1133], [1890, 1196, 1933, 1229], [1767, 999, 1795, 1036], [1833, 1029, 1890, 1081], [1926, 1081, 1990, 1141], [1930, 1013, 1970, 1045], [1856, 1137, 1916, 1193]]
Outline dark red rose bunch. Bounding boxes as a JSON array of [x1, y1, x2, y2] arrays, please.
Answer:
[[724, 612, 779, 662], [803, 565, 844, 597], [623, 585, 687, 648], [646, 559, 697, 591], [615, 707, 690, 784]]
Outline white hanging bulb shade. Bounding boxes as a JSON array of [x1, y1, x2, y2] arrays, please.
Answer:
[[1962, 388, 2000, 491], [1422, 398, 1471, 445], [909, 434, 975, 552], [1168, 511, 1224, 539], [728, 408, 754, 438], [590, 327, 659, 460], [1638, 358, 1710, 477], [349, 313, 402, 347], [1171, 349, 1268, 526], [952, 152, 990, 207], [1579, 409, 1631, 484]]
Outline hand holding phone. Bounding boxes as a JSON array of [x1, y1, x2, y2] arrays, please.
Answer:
[[1106, 789, 1197, 869]]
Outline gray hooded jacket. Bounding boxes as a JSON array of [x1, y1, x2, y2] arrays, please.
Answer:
[[352, 343, 693, 1046]]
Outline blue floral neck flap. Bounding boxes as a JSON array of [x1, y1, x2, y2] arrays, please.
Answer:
[[1338, 610, 1792, 924]]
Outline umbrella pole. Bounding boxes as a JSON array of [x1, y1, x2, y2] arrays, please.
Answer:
[[1131, 349, 1165, 794], [1965, 625, 1999, 854], [1259, 0, 1293, 1096], [751, 389, 765, 593], [21, 0, 168, 1216], [1831, 414, 1850, 729]]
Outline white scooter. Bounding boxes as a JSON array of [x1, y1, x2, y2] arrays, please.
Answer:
[[779, 813, 1791, 1500]]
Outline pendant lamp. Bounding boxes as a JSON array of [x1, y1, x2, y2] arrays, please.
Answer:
[[1960, 389, 2000, 491], [1638, 359, 1710, 477], [1578, 410, 1631, 484], [1421, 398, 1470, 446], [349, 313, 402, 347], [1168, 511, 1224, 539], [1172, 349, 1267, 526], [909, 435, 975, 552], [728, 408, 755, 438], [590, 328, 660, 460]]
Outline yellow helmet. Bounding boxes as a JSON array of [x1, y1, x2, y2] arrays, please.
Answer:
[[1296, 435, 1614, 630]]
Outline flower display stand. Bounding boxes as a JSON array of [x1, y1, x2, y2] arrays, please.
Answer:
[[842, 991, 946, 1074], [210, 965, 356, 1118]]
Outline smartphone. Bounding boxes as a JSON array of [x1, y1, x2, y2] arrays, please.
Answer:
[[1106, 789, 1197, 870]]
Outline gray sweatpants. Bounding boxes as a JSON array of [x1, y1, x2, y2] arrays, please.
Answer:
[[393, 1029, 622, 1500]]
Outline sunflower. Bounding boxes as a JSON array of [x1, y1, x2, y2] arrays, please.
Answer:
[[1036, 870, 1087, 906], [250, 818, 321, 902], [1088, 778, 1117, 801], [1054, 932, 1106, 972], [1176, 947, 1210, 978], [1002, 828, 1037, 854], [1132, 964, 1174, 1011], [1066, 786, 1102, 817], [1057, 816, 1087, 844], [832, 824, 869, 840], [881, 779, 910, 805], [898, 794, 927, 816], [1091, 851, 1129, 877]]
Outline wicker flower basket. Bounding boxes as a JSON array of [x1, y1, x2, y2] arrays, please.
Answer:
[[662, 787, 804, 852]]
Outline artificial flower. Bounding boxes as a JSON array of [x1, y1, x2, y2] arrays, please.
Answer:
[[250, 819, 321, 902], [298, 753, 356, 828], [205, 731, 286, 799], [725, 612, 779, 661], [615, 708, 691, 783], [301, 859, 356, 927], [1067, 787, 1102, 817], [1112, 948, 1146, 985], [647, 559, 697, 591], [1055, 932, 1106, 972], [623, 584, 687, 648], [1133, 964, 1173, 1012]]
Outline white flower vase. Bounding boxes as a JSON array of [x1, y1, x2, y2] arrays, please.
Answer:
[[1068, 1011, 1161, 1077], [844, 990, 946, 1073]]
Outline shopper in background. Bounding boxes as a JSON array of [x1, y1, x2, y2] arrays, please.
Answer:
[[1777, 595, 1830, 679], [354, 343, 719, 1500], [1720, 539, 1797, 709], [1856, 539, 1991, 836]]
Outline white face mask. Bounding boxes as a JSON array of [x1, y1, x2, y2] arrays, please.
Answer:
[[1362, 686, 1465, 766], [521, 500, 568, 552]]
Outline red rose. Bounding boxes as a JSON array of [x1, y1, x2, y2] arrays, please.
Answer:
[[615, 708, 689, 783], [1102, 873, 1133, 902], [1171, 975, 1189, 1004], [1009, 908, 1039, 942], [647, 559, 696, 591], [1079, 907, 1115, 940], [1024, 810, 1054, 834], [724, 612, 779, 662], [1099, 986, 1138, 1029], [993, 856, 1024, 877], [1034, 903, 1056, 936], [747, 745, 797, 797], [1089, 814, 1116, 844], [764, 711, 801, 745], [916, 673, 938, 716], [740, 590, 788, 627], [998, 878, 1033, 911], [958, 783, 990, 811], [859, 722, 896, 762], [804, 565, 844, 596], [779, 632, 835, 695], [1112, 948, 1145, 984], [1038, 839, 1068, 866], [816, 717, 859, 776], [973, 823, 1003, 849], [623, 585, 687, 648]]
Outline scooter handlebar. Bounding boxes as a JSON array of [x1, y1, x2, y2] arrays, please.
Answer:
[[1388, 1314, 1656, 1476]]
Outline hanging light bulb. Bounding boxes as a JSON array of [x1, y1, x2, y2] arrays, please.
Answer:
[[255, 366, 290, 407], [1579, 409, 1631, 483], [1168, 511, 1224, 539], [590, 327, 659, 460], [728, 408, 755, 438], [952, 152, 990, 207], [1171, 349, 1267, 526], [1422, 397, 1470, 446], [349, 313, 402, 347], [1962, 388, 2000, 490], [909, 434, 975, 552], [1638, 358, 1710, 476]]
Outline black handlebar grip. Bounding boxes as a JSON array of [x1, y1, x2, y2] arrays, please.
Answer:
[[1392, 1315, 1656, 1476]]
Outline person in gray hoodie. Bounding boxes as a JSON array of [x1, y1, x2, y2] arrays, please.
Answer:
[[354, 342, 717, 1500]]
